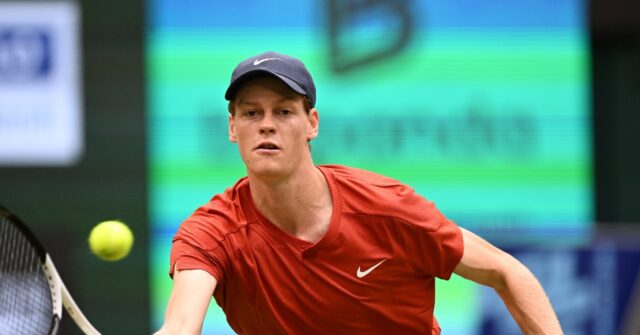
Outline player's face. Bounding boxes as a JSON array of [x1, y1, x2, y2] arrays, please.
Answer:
[[229, 76, 318, 181]]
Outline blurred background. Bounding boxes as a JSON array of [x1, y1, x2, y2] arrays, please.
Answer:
[[0, 0, 638, 334]]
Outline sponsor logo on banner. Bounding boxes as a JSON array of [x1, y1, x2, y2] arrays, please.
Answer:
[[0, 2, 82, 166]]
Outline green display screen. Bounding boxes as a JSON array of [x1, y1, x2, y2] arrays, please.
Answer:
[[148, 1, 591, 333]]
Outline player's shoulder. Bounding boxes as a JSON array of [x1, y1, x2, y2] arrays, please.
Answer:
[[319, 164, 433, 215], [321, 164, 444, 230], [177, 177, 250, 246], [319, 164, 404, 188]]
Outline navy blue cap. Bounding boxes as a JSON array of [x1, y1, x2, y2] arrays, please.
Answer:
[[224, 51, 317, 108]]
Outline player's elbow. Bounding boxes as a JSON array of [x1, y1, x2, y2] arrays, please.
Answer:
[[491, 253, 536, 294], [483, 251, 523, 292]]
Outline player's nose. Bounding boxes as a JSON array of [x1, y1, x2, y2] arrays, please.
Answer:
[[259, 111, 276, 135]]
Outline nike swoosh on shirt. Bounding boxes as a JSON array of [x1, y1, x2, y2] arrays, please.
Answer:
[[356, 259, 387, 278], [253, 57, 281, 65]]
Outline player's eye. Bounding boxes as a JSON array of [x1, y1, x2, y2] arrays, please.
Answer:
[[279, 109, 292, 116], [243, 110, 257, 118]]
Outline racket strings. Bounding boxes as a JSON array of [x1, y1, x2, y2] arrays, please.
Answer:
[[0, 217, 53, 335]]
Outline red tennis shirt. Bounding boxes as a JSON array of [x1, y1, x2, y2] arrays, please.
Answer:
[[170, 165, 464, 334]]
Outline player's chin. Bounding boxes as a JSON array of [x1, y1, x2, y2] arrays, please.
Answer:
[[248, 161, 289, 180]]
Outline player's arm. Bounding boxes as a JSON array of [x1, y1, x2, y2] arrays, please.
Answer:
[[453, 228, 563, 335], [155, 267, 217, 335]]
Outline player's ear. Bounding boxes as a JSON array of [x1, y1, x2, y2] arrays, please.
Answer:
[[307, 107, 319, 141], [228, 110, 237, 143]]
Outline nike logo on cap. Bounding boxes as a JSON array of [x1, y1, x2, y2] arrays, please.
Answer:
[[253, 57, 281, 65], [356, 259, 387, 278]]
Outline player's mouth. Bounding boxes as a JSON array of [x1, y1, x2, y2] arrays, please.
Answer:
[[254, 141, 281, 154]]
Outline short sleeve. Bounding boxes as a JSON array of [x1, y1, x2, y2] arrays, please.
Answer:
[[170, 238, 225, 282], [168, 206, 234, 284], [396, 189, 464, 280], [416, 211, 463, 279]]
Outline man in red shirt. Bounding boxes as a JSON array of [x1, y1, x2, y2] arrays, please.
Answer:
[[156, 51, 563, 334]]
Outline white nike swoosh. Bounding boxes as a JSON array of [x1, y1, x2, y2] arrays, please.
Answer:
[[253, 57, 281, 65], [356, 259, 387, 278]]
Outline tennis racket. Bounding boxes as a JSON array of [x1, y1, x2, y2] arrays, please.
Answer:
[[0, 205, 100, 335]]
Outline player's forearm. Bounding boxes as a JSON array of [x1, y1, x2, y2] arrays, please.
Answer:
[[155, 314, 204, 335], [495, 258, 563, 335], [154, 325, 201, 335]]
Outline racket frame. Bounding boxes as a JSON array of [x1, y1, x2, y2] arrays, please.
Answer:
[[1, 206, 101, 335]]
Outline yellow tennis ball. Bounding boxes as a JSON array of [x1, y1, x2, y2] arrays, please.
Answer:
[[88, 220, 134, 261]]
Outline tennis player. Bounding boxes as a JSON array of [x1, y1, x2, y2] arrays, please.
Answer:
[[155, 51, 563, 335]]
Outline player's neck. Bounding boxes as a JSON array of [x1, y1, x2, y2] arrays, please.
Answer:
[[248, 163, 332, 243]]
